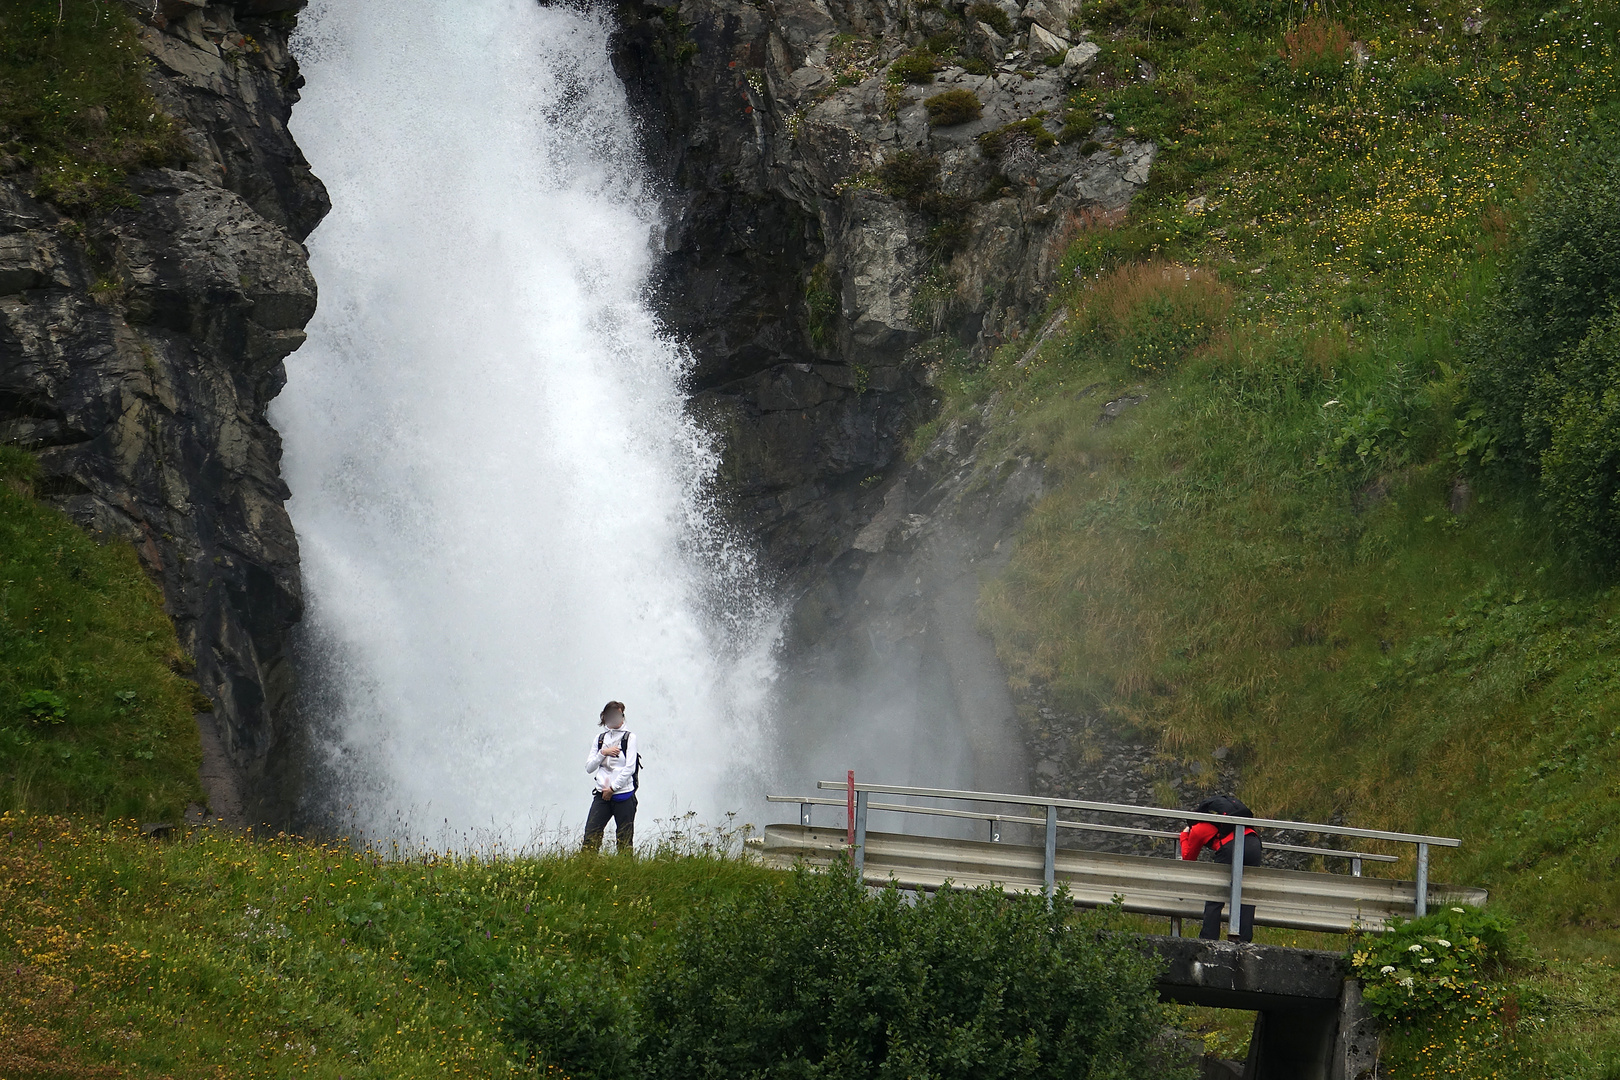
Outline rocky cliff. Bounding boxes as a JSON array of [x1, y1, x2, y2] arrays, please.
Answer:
[[613, 0, 1154, 789], [0, 0, 326, 822]]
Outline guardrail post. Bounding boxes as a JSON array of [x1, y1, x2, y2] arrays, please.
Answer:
[[1043, 804, 1057, 905], [1228, 825, 1245, 939], [1415, 843, 1429, 916], [989, 819, 1001, 842], [846, 771, 855, 849], [800, 802, 812, 827], [853, 790, 869, 876]]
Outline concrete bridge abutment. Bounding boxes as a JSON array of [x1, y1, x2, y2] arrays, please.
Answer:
[[1147, 936, 1380, 1080]]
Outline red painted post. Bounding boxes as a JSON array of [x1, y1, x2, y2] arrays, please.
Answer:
[[847, 770, 856, 849]]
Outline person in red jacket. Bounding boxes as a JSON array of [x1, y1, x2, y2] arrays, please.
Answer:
[[1179, 794, 1263, 942]]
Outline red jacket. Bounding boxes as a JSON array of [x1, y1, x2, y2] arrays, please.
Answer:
[[1179, 820, 1257, 860]]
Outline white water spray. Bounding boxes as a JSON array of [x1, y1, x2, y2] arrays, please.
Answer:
[[277, 0, 776, 845]]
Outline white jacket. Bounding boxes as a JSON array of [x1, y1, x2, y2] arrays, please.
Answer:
[[585, 728, 638, 795]]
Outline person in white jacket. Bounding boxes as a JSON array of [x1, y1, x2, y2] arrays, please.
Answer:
[[582, 700, 638, 853]]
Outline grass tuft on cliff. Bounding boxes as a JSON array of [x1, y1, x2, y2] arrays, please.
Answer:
[[0, 448, 203, 821], [0, 0, 186, 211]]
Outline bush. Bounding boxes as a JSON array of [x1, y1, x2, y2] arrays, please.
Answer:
[[636, 862, 1172, 1080], [1464, 141, 1620, 557], [805, 262, 840, 350], [1059, 108, 1097, 143], [1534, 306, 1620, 552], [924, 88, 983, 126], [890, 50, 939, 84], [966, 1, 1013, 37], [1348, 905, 1517, 1021], [496, 957, 636, 1080]]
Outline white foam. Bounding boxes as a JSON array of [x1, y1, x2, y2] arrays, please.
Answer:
[[277, 0, 776, 848]]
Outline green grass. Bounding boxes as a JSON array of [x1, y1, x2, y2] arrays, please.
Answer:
[[0, 812, 780, 1079], [0, 0, 186, 212], [1, 815, 1175, 1080], [0, 448, 204, 820]]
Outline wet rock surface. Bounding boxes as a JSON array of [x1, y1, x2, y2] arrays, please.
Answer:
[[0, 0, 327, 823], [614, 0, 1154, 575]]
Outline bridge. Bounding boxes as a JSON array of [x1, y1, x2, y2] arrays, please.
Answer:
[[757, 779, 1487, 1080]]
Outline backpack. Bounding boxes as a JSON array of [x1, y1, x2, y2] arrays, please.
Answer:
[[1193, 795, 1258, 849], [596, 729, 642, 791]]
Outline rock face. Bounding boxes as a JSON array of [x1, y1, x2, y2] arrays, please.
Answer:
[[614, 0, 1153, 790], [0, 0, 327, 823], [614, 0, 1152, 574]]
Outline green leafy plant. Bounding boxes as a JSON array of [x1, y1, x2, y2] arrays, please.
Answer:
[[924, 88, 983, 126], [1349, 906, 1515, 1021], [1465, 139, 1620, 560], [20, 689, 68, 726]]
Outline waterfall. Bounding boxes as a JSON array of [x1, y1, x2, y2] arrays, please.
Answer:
[[277, 0, 776, 845]]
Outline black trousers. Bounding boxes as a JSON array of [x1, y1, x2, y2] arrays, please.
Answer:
[[1201, 839, 1262, 942], [582, 792, 636, 853]]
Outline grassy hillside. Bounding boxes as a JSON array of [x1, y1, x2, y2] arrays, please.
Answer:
[[1, 813, 1176, 1080], [946, 0, 1620, 935], [0, 449, 205, 820], [912, 2, 1620, 1069]]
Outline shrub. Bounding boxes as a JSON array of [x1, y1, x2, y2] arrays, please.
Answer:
[[966, 1, 1013, 37], [1348, 906, 1517, 1022], [636, 862, 1172, 1080], [924, 89, 983, 126], [496, 957, 636, 1080], [876, 150, 942, 204], [890, 50, 939, 84], [1534, 306, 1620, 552], [1059, 108, 1097, 143], [1464, 141, 1620, 557]]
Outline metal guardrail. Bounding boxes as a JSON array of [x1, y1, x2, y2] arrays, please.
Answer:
[[769, 777, 1467, 936], [755, 825, 1485, 934], [765, 796, 1401, 876]]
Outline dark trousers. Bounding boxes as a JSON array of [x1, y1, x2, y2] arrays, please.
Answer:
[[1201, 839, 1262, 942], [582, 792, 636, 854]]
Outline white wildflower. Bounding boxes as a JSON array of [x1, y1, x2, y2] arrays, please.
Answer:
[[1408, 943, 1425, 952], [1380, 965, 1396, 974], [1436, 938, 1451, 948]]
